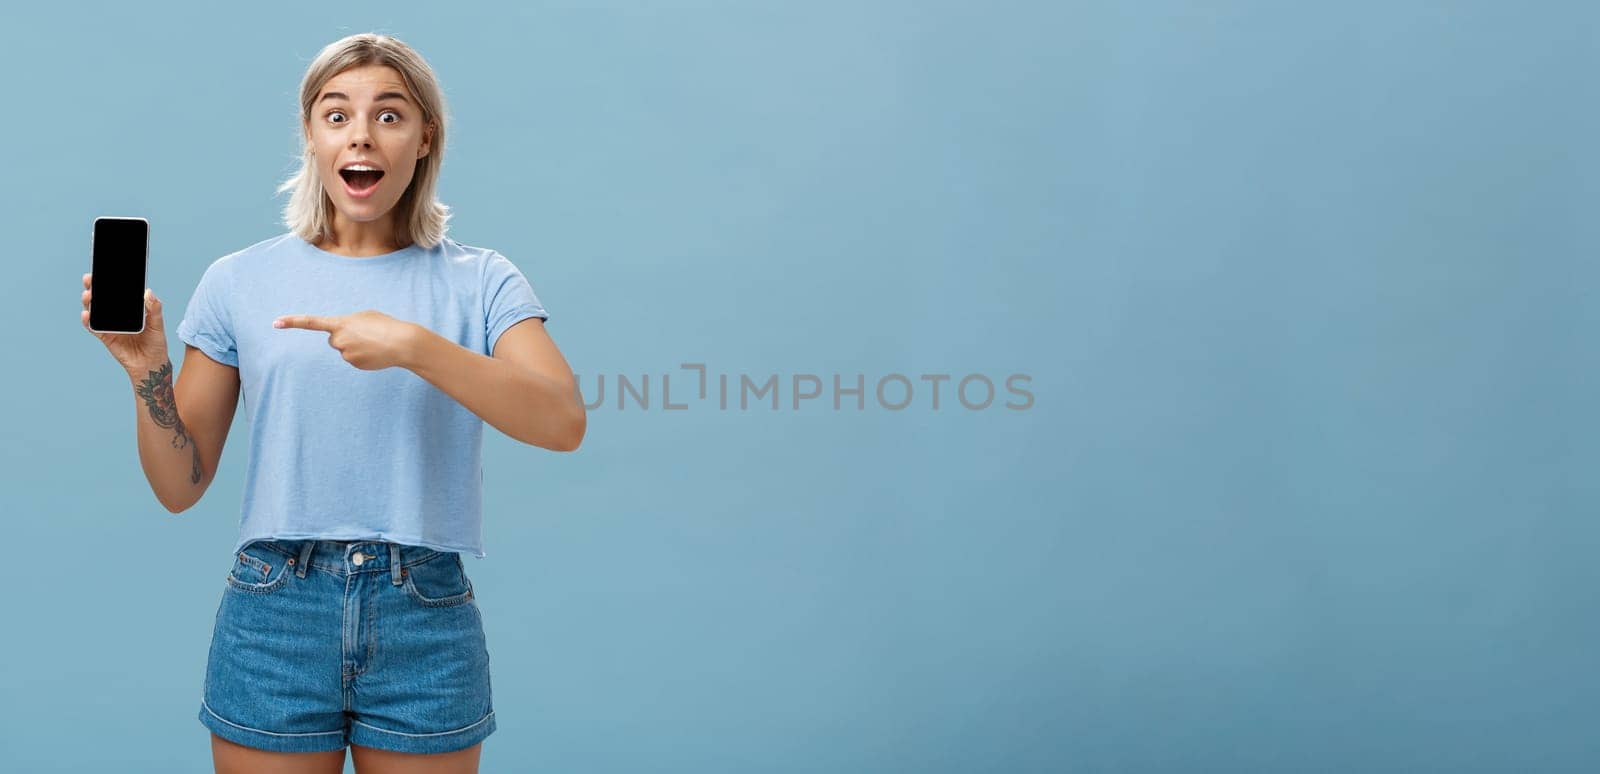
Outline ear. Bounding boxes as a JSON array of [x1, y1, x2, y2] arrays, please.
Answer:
[[418, 122, 434, 159]]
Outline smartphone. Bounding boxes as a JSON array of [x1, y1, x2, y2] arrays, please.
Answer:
[[88, 216, 150, 334]]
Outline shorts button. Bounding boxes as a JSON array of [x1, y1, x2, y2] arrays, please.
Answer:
[[352, 553, 365, 566]]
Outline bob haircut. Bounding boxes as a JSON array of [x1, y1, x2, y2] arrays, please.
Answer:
[[276, 33, 452, 249]]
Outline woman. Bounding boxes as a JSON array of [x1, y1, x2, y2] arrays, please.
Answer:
[[80, 33, 584, 774]]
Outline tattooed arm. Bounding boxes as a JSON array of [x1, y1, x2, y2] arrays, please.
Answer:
[[129, 345, 239, 513]]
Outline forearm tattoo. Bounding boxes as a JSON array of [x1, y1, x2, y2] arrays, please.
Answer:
[[134, 361, 203, 485]]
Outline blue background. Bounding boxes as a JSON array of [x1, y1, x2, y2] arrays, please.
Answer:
[[3, 0, 1594, 771]]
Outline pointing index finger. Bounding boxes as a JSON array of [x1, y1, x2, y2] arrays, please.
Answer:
[[274, 314, 337, 331]]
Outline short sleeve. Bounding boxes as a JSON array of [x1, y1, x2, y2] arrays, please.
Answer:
[[483, 251, 549, 355], [175, 259, 239, 368]]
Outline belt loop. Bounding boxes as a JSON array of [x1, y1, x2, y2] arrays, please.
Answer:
[[295, 540, 315, 578], [390, 543, 404, 586]]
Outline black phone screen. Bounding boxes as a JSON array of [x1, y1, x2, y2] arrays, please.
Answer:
[[89, 217, 149, 333]]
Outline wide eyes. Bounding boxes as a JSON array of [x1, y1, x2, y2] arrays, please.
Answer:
[[326, 109, 401, 125]]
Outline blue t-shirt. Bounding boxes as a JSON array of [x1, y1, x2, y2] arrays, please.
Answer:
[[175, 232, 550, 559]]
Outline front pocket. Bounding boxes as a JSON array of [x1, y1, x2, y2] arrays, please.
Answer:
[[402, 553, 474, 607], [225, 543, 291, 594]]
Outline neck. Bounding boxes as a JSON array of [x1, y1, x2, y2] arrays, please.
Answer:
[[319, 213, 407, 257]]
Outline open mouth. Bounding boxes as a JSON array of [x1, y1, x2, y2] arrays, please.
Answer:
[[338, 168, 385, 195]]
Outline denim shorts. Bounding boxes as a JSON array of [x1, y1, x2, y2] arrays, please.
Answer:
[[198, 539, 496, 754]]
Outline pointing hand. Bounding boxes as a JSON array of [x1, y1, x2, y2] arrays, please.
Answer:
[[274, 310, 420, 371]]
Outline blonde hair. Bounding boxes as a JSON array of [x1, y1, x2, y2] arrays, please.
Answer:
[[276, 33, 451, 249]]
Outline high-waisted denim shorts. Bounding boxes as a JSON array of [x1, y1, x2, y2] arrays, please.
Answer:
[[198, 539, 496, 754]]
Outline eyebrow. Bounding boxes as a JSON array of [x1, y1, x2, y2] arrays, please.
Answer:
[[318, 91, 411, 106]]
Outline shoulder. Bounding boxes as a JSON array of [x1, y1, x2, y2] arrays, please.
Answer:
[[432, 237, 509, 269], [204, 232, 302, 277], [430, 238, 529, 285]]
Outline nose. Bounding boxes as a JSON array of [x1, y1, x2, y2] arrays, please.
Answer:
[[348, 123, 373, 149]]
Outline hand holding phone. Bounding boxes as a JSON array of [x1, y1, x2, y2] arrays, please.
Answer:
[[82, 216, 168, 378]]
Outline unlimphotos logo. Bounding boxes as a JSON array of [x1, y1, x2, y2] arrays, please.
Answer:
[[574, 363, 1034, 411]]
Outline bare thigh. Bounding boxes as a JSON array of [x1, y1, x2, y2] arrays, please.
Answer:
[[350, 742, 483, 774], [211, 732, 346, 774]]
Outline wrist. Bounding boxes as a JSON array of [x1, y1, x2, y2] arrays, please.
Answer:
[[402, 323, 434, 372], [126, 359, 171, 383]]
